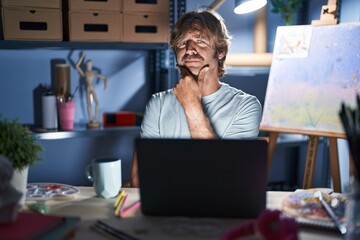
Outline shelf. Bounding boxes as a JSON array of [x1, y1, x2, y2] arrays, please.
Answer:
[[0, 40, 169, 50], [32, 125, 140, 140], [226, 66, 270, 76]]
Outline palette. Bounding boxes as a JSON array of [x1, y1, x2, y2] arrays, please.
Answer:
[[26, 183, 79, 200]]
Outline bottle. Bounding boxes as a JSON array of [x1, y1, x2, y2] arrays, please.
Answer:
[[42, 92, 58, 130]]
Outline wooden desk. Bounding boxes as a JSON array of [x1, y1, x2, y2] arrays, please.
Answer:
[[25, 187, 342, 240]]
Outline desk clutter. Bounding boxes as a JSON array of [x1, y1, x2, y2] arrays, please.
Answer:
[[0, 212, 80, 240], [281, 188, 347, 232], [26, 183, 80, 201], [0, 186, 352, 239], [113, 189, 141, 218], [0, 0, 169, 42]]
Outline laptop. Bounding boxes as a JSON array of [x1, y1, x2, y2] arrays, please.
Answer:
[[136, 138, 268, 219]]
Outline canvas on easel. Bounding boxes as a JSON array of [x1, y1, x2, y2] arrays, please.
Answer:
[[261, 22, 360, 192]]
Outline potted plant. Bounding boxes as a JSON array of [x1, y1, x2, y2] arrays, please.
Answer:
[[270, 0, 303, 25], [0, 116, 43, 205]]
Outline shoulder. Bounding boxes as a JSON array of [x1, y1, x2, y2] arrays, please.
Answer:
[[220, 82, 261, 106], [151, 89, 173, 100], [146, 89, 175, 108]]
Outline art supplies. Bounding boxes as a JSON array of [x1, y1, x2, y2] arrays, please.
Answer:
[[281, 188, 347, 232], [113, 190, 141, 218], [339, 95, 360, 181], [92, 220, 140, 240]]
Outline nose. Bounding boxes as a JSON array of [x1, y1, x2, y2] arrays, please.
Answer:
[[185, 40, 197, 55]]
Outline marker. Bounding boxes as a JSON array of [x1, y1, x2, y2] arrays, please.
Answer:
[[120, 200, 141, 218]]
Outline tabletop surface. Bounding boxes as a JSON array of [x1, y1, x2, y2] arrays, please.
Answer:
[[24, 187, 343, 240]]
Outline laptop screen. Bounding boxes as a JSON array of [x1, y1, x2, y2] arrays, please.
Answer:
[[136, 138, 268, 218]]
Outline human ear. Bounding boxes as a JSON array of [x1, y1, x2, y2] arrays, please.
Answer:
[[217, 52, 225, 60]]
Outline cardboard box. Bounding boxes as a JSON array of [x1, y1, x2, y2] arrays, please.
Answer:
[[123, 0, 169, 13], [68, 0, 122, 11], [123, 13, 169, 43], [1, 0, 61, 9], [2, 7, 62, 41], [69, 11, 122, 41]]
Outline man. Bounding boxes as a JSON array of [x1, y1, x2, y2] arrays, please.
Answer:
[[130, 9, 262, 187]]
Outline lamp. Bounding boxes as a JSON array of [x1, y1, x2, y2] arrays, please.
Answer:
[[234, 0, 267, 14]]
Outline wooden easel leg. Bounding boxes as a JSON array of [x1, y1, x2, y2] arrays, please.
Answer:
[[302, 136, 319, 189], [267, 132, 279, 175], [329, 137, 341, 192]]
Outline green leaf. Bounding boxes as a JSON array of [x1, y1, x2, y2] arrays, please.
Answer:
[[0, 115, 43, 170]]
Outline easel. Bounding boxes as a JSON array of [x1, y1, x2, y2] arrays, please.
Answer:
[[265, 129, 346, 193], [311, 0, 339, 26], [263, 0, 346, 192]]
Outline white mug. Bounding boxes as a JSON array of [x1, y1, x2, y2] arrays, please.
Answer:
[[85, 158, 122, 198]]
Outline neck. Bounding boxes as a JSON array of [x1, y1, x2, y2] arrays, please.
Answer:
[[202, 79, 221, 96]]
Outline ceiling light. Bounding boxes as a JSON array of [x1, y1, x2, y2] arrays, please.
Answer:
[[234, 0, 267, 14]]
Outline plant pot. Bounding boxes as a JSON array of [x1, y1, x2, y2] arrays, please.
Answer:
[[10, 166, 29, 207]]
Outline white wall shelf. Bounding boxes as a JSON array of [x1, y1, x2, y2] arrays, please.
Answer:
[[0, 40, 168, 50], [32, 126, 140, 140]]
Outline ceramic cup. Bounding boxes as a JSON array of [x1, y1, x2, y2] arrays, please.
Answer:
[[85, 158, 122, 199], [58, 101, 75, 131]]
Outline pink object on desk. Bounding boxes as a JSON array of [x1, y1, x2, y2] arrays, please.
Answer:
[[58, 101, 75, 130], [119, 197, 141, 218]]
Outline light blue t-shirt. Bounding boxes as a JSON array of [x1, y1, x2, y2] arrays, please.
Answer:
[[140, 82, 262, 139]]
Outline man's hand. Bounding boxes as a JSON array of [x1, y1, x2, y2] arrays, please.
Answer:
[[173, 64, 209, 107], [173, 64, 215, 139]]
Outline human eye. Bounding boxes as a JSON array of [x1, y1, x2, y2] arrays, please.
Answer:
[[196, 38, 209, 47], [178, 40, 187, 49]]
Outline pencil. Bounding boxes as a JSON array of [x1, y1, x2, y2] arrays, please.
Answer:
[[90, 224, 118, 240], [96, 220, 140, 240], [114, 193, 127, 216], [114, 189, 125, 209]]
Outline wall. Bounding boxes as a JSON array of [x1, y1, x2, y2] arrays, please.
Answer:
[[188, 0, 360, 190], [0, 49, 151, 185]]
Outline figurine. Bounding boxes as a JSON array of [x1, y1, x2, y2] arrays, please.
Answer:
[[0, 155, 22, 223], [76, 53, 108, 129]]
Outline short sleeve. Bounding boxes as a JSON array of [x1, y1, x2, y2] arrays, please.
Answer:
[[223, 95, 262, 139]]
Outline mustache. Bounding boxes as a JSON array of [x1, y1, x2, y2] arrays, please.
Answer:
[[177, 64, 209, 81], [181, 54, 204, 62]]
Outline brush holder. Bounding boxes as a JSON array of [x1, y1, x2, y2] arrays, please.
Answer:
[[345, 176, 360, 240]]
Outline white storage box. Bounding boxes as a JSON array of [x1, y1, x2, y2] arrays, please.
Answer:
[[69, 11, 122, 41], [2, 7, 62, 41], [123, 13, 169, 43]]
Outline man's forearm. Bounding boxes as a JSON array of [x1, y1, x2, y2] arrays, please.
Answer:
[[184, 102, 217, 139]]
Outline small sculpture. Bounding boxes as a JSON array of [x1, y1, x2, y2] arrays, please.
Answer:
[[0, 155, 22, 223], [76, 53, 108, 129]]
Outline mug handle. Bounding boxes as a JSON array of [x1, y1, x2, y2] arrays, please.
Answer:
[[85, 163, 94, 182]]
